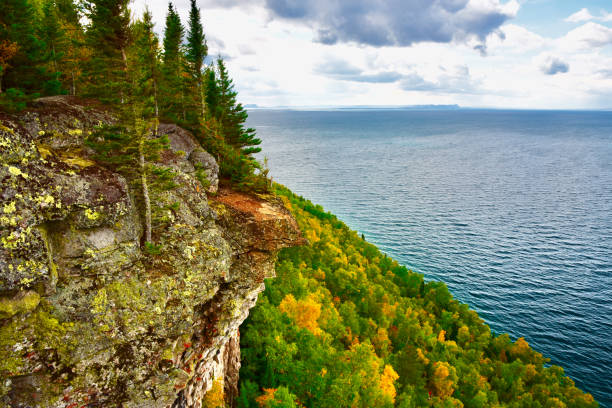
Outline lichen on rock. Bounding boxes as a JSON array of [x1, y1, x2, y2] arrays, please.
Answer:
[[0, 96, 303, 407]]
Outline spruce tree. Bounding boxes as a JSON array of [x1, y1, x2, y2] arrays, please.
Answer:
[[185, 0, 207, 119], [215, 57, 261, 155], [160, 2, 187, 123], [0, 0, 48, 93], [82, 0, 131, 104], [133, 8, 161, 126], [39, 0, 67, 95]]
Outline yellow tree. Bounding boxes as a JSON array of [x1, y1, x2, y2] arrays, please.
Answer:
[[279, 294, 322, 336]]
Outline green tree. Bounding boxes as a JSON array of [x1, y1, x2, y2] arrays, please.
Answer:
[[38, 0, 67, 95], [160, 2, 187, 123], [0, 0, 47, 93], [133, 7, 161, 127], [82, 0, 131, 104], [215, 57, 261, 155], [185, 0, 207, 119]]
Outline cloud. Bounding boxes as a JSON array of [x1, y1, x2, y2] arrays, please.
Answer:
[[259, 0, 519, 48], [314, 58, 402, 83], [565, 8, 594, 23], [400, 65, 482, 94], [563, 22, 612, 49], [596, 69, 612, 78], [540, 57, 569, 75], [564, 8, 612, 23], [238, 44, 257, 55]]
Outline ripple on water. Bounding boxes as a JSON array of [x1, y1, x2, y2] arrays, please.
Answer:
[[249, 109, 612, 406]]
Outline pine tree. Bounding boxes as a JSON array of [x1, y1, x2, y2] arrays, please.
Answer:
[[160, 2, 187, 123], [0, 0, 48, 93], [185, 0, 207, 119], [204, 67, 219, 117], [39, 0, 67, 95], [133, 7, 161, 126], [215, 57, 261, 155], [82, 0, 131, 104]]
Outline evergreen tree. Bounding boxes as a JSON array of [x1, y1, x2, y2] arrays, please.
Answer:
[[0, 0, 48, 93], [39, 0, 67, 95], [204, 67, 219, 117], [82, 0, 131, 104], [215, 57, 261, 155], [185, 0, 207, 118], [133, 7, 161, 126], [160, 2, 187, 123]]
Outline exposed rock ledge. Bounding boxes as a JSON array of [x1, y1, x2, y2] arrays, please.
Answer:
[[0, 96, 303, 407]]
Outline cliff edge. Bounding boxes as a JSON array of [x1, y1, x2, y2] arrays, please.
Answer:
[[0, 96, 303, 407]]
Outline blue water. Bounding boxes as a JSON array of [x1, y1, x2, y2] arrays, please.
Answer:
[[247, 109, 612, 406]]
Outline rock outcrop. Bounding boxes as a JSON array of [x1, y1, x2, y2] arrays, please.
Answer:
[[0, 96, 303, 407]]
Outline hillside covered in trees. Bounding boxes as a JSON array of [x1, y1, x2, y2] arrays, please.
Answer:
[[238, 186, 599, 408]]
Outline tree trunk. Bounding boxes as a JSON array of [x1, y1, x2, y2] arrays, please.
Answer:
[[199, 77, 206, 119], [71, 71, 76, 96], [121, 47, 128, 104], [153, 76, 159, 136], [139, 137, 152, 244], [51, 43, 58, 74]]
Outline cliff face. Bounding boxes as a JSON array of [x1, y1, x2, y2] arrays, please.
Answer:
[[0, 96, 303, 407]]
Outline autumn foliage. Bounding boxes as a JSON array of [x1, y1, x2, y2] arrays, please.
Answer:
[[238, 185, 599, 407]]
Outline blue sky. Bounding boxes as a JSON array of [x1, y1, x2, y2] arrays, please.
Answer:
[[133, 0, 612, 109]]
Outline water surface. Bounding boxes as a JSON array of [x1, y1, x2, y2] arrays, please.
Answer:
[[248, 109, 612, 406]]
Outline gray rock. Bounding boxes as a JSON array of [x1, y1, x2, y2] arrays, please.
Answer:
[[189, 148, 219, 193], [0, 96, 303, 408]]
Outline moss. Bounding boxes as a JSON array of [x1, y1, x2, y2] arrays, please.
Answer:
[[0, 291, 40, 319], [0, 300, 76, 397]]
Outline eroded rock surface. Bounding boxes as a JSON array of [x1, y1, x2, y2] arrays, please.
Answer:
[[0, 96, 302, 407]]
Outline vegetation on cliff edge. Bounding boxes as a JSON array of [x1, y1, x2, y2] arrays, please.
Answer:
[[238, 185, 598, 408]]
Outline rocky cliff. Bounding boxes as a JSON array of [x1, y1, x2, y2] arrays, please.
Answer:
[[0, 96, 304, 407]]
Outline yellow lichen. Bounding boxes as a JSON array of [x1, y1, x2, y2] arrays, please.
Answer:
[[3, 201, 16, 214], [37, 145, 53, 159], [62, 156, 95, 168], [7, 165, 27, 178], [85, 209, 101, 221]]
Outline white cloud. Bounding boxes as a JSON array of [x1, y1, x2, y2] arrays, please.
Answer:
[[565, 8, 595, 23], [486, 24, 547, 54], [129, 0, 612, 109], [564, 8, 612, 23], [562, 22, 612, 50]]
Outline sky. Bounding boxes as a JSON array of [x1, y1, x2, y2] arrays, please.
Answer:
[[132, 0, 612, 109]]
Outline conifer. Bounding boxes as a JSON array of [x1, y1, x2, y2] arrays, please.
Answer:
[[133, 8, 161, 126], [215, 57, 261, 155], [39, 0, 67, 95], [185, 0, 207, 118], [82, 0, 131, 104], [160, 2, 187, 123], [0, 0, 48, 93]]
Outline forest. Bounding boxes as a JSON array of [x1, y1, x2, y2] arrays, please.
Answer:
[[237, 185, 598, 408]]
